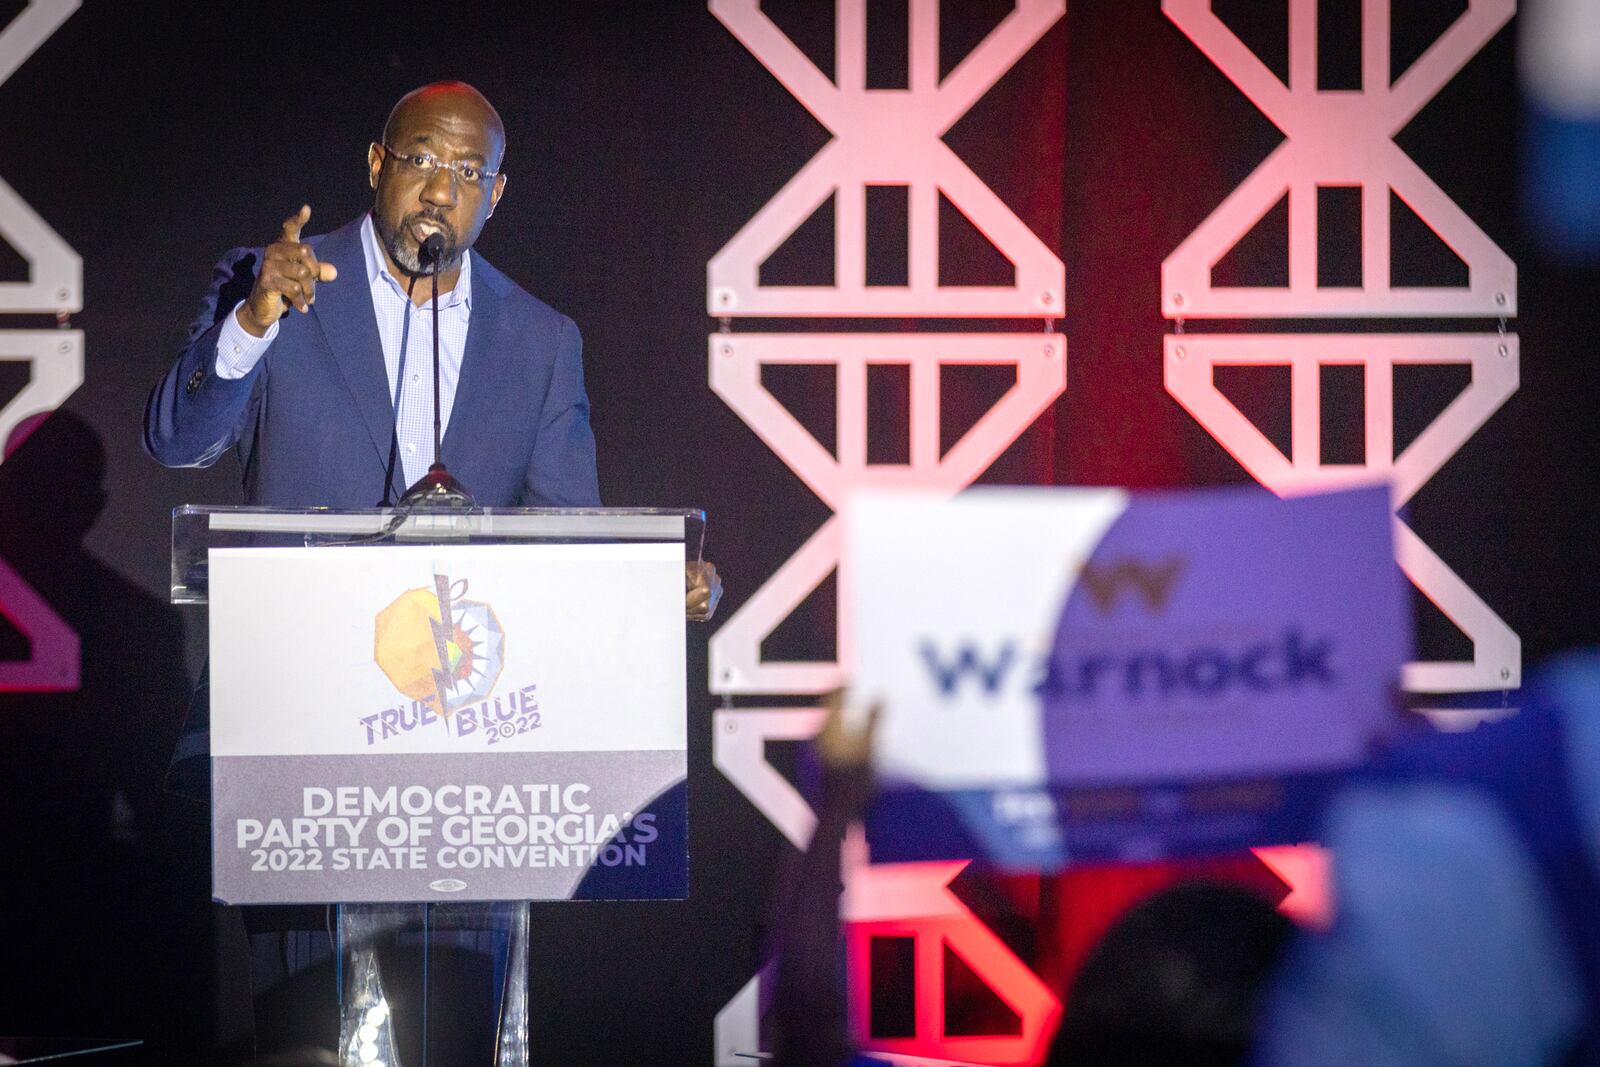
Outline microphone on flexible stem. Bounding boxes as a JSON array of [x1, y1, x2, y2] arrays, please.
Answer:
[[398, 230, 475, 510]]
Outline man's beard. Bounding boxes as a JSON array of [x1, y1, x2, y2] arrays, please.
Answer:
[[379, 215, 462, 276]]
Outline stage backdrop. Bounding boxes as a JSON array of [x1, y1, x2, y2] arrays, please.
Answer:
[[2, 2, 1596, 1065]]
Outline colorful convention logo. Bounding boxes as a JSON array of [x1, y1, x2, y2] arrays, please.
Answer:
[[363, 574, 540, 747], [376, 574, 505, 714]]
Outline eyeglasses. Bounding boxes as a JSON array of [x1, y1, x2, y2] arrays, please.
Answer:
[[377, 143, 500, 188]]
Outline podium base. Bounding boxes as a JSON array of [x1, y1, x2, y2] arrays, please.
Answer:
[[337, 901, 529, 1067], [397, 464, 475, 510]]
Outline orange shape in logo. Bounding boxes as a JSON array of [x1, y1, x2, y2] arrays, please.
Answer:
[[375, 588, 450, 705], [375, 583, 507, 716]]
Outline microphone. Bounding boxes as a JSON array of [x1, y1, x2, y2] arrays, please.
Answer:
[[397, 229, 474, 510], [421, 231, 446, 265]]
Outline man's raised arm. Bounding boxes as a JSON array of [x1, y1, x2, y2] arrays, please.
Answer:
[[143, 205, 337, 468]]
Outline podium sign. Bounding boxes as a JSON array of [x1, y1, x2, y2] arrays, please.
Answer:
[[847, 484, 1410, 868], [208, 540, 686, 903]]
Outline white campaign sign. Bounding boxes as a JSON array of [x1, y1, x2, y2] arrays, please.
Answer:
[[848, 489, 1129, 788], [845, 485, 1408, 874], [848, 485, 1407, 789]]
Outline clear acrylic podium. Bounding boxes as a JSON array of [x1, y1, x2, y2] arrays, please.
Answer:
[[172, 505, 704, 1067]]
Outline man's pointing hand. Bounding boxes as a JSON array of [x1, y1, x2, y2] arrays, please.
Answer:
[[237, 204, 339, 337]]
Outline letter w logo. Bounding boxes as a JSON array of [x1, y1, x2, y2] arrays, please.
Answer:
[[1078, 557, 1185, 613], [919, 641, 1015, 697]]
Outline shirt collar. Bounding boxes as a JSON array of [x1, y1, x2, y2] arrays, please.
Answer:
[[360, 213, 472, 311]]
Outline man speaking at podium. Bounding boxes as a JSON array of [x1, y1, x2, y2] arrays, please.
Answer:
[[142, 81, 718, 1056], [145, 78, 718, 784], [145, 80, 595, 514], [146, 79, 711, 547]]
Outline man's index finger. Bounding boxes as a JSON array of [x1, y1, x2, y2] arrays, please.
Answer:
[[281, 204, 311, 243]]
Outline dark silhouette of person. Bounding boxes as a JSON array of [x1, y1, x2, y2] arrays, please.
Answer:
[[1050, 881, 1292, 1066], [0, 407, 208, 1063]]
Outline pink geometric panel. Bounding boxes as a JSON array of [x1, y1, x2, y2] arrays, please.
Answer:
[[708, 333, 1065, 694], [712, 706, 828, 849], [0, 554, 79, 692], [1165, 332, 1519, 692], [708, 0, 1066, 317], [706, 5, 1073, 1052], [0, 330, 84, 464], [1161, 0, 1516, 318], [0, 3, 86, 695], [0, 1, 82, 313], [0, 337, 84, 696], [843, 860, 1063, 1065]]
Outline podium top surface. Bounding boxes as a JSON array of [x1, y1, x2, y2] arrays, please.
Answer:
[[171, 506, 706, 604]]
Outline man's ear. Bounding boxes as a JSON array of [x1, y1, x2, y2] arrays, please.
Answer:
[[487, 172, 507, 219], [367, 143, 383, 190]]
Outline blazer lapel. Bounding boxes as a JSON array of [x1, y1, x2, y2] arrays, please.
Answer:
[[309, 217, 393, 471], [441, 262, 502, 468]]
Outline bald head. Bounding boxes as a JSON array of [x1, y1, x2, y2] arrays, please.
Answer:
[[383, 81, 506, 170], [367, 80, 509, 277]]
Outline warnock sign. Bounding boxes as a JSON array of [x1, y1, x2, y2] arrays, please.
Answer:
[[846, 484, 1411, 868]]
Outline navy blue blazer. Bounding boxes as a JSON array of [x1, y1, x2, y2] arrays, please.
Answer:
[[144, 214, 600, 509]]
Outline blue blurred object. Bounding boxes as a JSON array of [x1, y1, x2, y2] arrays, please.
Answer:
[[1521, 0, 1600, 260], [1254, 652, 1600, 1066], [1525, 106, 1600, 259]]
